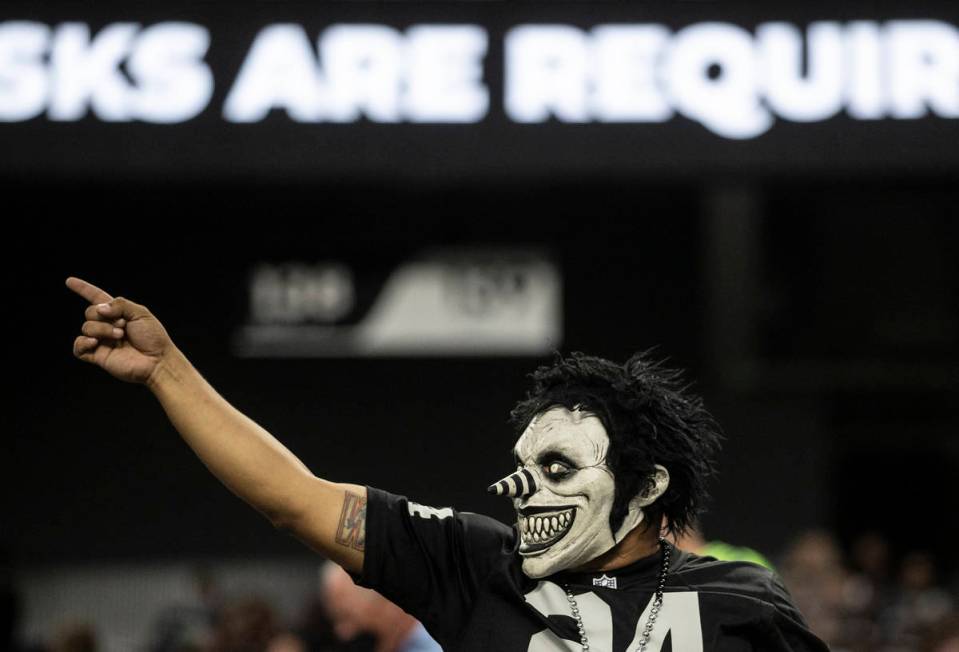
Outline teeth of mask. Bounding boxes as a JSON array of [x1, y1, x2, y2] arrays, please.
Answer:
[[520, 511, 576, 546]]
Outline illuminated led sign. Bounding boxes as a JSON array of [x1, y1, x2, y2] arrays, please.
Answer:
[[2, 19, 957, 138]]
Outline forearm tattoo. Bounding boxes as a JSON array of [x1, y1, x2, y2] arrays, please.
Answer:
[[335, 491, 367, 551]]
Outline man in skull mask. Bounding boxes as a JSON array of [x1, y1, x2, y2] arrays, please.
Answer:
[[66, 277, 829, 651]]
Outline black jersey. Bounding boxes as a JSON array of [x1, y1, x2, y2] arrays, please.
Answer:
[[354, 487, 830, 651]]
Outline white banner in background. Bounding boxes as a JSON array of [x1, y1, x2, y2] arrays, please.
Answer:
[[234, 250, 562, 357], [1, 19, 958, 137]]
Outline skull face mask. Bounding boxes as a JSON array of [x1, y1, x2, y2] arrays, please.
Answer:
[[488, 405, 669, 578]]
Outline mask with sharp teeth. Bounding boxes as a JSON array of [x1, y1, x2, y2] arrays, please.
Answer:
[[488, 405, 668, 579]]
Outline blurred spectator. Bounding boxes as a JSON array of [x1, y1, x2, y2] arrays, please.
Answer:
[[670, 522, 774, 570], [921, 613, 959, 652], [851, 532, 892, 591], [320, 564, 439, 652], [772, 529, 959, 652], [209, 595, 304, 652], [266, 632, 306, 652], [779, 530, 849, 648], [841, 531, 893, 651], [50, 622, 97, 652], [880, 552, 955, 652], [0, 545, 41, 652], [290, 593, 369, 652], [148, 564, 221, 652]]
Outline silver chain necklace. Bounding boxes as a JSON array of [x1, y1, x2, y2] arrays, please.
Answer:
[[562, 537, 670, 652]]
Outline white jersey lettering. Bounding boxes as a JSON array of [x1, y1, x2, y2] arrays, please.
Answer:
[[407, 502, 454, 520], [524, 582, 704, 652]]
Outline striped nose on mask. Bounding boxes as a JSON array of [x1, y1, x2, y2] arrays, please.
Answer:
[[487, 468, 538, 498]]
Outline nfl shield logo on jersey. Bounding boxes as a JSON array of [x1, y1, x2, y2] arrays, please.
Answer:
[[592, 574, 617, 589]]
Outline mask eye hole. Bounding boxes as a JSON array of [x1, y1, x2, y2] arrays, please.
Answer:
[[543, 461, 572, 481]]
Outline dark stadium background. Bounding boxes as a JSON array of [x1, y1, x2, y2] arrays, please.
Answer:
[[4, 2, 958, 650]]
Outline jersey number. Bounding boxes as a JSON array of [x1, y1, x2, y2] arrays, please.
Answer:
[[524, 581, 704, 651]]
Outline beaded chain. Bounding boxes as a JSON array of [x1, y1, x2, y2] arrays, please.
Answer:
[[563, 538, 670, 652]]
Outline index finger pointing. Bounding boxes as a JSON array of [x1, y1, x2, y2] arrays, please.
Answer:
[[65, 276, 114, 305]]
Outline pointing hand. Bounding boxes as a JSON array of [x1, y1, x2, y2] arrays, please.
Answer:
[[66, 277, 174, 385]]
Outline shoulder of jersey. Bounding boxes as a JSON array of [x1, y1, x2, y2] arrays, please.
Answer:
[[670, 550, 779, 601]]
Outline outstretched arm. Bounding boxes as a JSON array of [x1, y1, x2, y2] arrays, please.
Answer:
[[65, 277, 366, 572]]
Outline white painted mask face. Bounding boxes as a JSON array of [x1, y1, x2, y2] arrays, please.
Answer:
[[489, 405, 665, 579]]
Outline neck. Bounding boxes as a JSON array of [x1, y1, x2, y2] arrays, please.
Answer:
[[571, 519, 663, 573]]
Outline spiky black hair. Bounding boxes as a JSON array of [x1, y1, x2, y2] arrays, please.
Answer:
[[509, 350, 723, 538]]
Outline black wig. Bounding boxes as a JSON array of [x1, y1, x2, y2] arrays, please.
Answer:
[[509, 350, 723, 538]]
